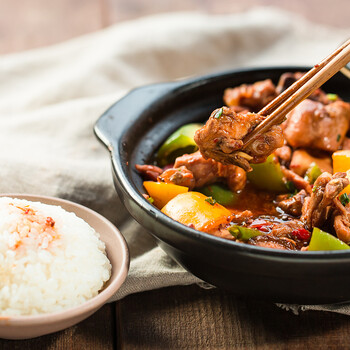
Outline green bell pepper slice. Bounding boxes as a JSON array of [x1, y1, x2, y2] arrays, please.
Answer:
[[156, 123, 202, 167], [327, 93, 338, 102], [199, 183, 238, 206], [228, 225, 263, 241], [247, 155, 287, 193], [308, 227, 350, 251], [304, 162, 322, 184]]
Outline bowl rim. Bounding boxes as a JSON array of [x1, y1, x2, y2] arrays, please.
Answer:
[[0, 193, 129, 324], [99, 65, 350, 260]]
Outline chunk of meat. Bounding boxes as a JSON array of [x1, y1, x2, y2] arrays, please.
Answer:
[[158, 166, 195, 189], [247, 218, 310, 250], [268, 219, 307, 238], [333, 198, 350, 244], [334, 214, 350, 244], [283, 100, 350, 152], [224, 79, 277, 112], [209, 227, 235, 241], [194, 107, 284, 171], [248, 235, 297, 250], [281, 166, 312, 194], [301, 172, 349, 230], [232, 210, 253, 223], [159, 150, 247, 192], [244, 125, 284, 165], [342, 137, 350, 150], [276, 190, 307, 217], [277, 72, 331, 105], [274, 145, 292, 166], [289, 149, 332, 176], [135, 164, 163, 181]]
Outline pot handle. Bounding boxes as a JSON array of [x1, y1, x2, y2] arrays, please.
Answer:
[[94, 80, 185, 151]]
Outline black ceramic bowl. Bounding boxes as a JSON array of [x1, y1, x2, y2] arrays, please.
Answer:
[[95, 67, 350, 304]]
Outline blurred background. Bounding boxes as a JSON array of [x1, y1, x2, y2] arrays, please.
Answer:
[[0, 0, 348, 54]]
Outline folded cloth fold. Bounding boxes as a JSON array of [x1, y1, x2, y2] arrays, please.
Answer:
[[1, 7, 349, 312]]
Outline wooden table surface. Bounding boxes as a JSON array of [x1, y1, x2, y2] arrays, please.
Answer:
[[1, 0, 350, 349]]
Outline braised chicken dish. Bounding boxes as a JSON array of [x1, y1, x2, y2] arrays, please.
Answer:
[[136, 72, 350, 251]]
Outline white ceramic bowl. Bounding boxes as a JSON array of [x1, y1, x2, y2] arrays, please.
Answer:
[[0, 194, 129, 340]]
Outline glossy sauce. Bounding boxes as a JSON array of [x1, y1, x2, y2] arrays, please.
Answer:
[[228, 184, 280, 217]]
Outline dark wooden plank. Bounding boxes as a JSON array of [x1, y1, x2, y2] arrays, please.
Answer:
[[0, 303, 115, 350], [117, 285, 350, 350], [0, 0, 104, 53]]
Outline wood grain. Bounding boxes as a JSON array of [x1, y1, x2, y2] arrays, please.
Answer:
[[117, 285, 350, 350], [0, 0, 104, 53], [0, 303, 115, 350]]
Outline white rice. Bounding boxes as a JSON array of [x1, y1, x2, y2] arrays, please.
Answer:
[[0, 197, 112, 316]]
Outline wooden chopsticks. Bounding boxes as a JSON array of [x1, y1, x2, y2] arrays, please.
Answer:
[[242, 38, 350, 149]]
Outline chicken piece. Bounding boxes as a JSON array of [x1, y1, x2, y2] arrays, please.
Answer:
[[246, 217, 309, 250], [276, 190, 307, 217], [277, 72, 331, 105], [334, 215, 350, 244], [274, 145, 292, 166], [268, 219, 307, 238], [342, 137, 350, 150], [224, 79, 277, 112], [333, 198, 350, 244], [208, 226, 236, 241], [281, 166, 312, 194], [289, 149, 332, 176], [158, 166, 195, 189], [248, 235, 297, 250], [232, 210, 254, 223], [194, 107, 284, 171], [283, 100, 350, 152], [301, 172, 349, 230], [159, 150, 247, 192], [230, 214, 311, 248], [175, 151, 246, 191], [135, 164, 163, 181], [244, 125, 284, 165]]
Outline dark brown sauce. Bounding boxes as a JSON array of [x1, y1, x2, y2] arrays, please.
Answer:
[[228, 184, 281, 217]]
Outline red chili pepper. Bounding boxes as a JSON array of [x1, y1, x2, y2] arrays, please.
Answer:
[[46, 217, 55, 227], [250, 225, 270, 232], [250, 220, 272, 233], [291, 228, 310, 240]]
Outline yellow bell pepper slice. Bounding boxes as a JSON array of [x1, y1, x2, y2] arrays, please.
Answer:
[[161, 192, 231, 232], [332, 150, 350, 195], [144, 181, 188, 209]]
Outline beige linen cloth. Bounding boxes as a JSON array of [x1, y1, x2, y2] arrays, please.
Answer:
[[1, 7, 350, 314]]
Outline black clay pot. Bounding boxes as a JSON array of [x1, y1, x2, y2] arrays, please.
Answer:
[[95, 67, 350, 304]]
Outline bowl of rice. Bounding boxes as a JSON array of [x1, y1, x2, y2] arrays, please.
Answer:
[[0, 194, 129, 339]]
